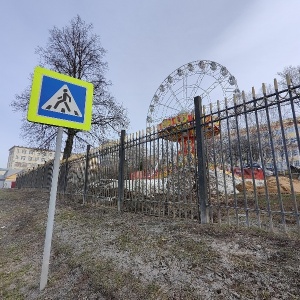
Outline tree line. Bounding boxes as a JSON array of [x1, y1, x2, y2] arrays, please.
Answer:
[[11, 15, 129, 160]]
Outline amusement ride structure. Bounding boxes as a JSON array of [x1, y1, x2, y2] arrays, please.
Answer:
[[147, 60, 239, 156], [145, 59, 265, 180]]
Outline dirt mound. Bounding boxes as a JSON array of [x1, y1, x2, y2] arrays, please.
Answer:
[[236, 176, 300, 194]]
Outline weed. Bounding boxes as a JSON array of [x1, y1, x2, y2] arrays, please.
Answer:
[[171, 237, 220, 268], [0, 263, 32, 299], [56, 209, 78, 221]]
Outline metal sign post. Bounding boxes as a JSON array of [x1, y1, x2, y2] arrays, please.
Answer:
[[40, 126, 63, 290], [27, 66, 93, 290]]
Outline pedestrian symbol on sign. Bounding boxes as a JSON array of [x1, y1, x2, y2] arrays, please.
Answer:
[[47, 88, 75, 114], [41, 84, 82, 117]]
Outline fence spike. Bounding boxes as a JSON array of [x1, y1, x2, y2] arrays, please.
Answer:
[[286, 74, 291, 86], [252, 87, 256, 98], [233, 94, 237, 105], [242, 90, 246, 101], [274, 78, 278, 91], [262, 83, 266, 95]]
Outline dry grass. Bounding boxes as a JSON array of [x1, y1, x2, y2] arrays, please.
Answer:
[[1, 188, 300, 299]]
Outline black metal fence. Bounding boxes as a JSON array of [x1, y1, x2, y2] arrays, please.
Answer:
[[17, 79, 300, 234]]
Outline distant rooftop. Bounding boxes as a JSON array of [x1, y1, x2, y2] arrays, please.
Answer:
[[8, 145, 57, 152]]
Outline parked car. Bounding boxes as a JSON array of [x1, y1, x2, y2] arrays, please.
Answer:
[[265, 167, 276, 176], [243, 162, 274, 177], [243, 162, 262, 169]]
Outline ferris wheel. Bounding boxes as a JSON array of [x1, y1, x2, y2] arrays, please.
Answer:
[[146, 60, 240, 128]]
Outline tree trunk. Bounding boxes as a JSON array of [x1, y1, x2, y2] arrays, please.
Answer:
[[63, 128, 77, 160]]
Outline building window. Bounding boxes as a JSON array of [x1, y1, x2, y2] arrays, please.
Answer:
[[15, 155, 19, 159], [21, 156, 26, 160], [285, 127, 295, 133], [28, 156, 33, 161], [22, 149, 27, 154], [29, 150, 34, 154], [290, 138, 297, 143]]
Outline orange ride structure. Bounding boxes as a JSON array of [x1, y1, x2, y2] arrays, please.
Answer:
[[157, 112, 220, 156]]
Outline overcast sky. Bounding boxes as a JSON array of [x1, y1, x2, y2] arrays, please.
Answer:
[[1, 0, 300, 168]]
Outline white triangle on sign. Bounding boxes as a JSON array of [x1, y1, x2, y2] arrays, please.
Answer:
[[41, 84, 82, 117]]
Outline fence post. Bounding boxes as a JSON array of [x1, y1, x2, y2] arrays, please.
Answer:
[[83, 144, 91, 205], [194, 96, 208, 224], [63, 158, 69, 195], [47, 162, 54, 191], [118, 130, 126, 212]]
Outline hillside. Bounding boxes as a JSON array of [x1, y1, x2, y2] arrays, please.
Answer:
[[1, 189, 299, 299]]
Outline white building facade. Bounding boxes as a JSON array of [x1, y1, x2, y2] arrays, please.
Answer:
[[7, 146, 62, 170]]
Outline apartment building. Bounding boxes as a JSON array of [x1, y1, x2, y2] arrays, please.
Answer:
[[229, 117, 300, 171], [273, 118, 300, 170], [7, 146, 63, 170]]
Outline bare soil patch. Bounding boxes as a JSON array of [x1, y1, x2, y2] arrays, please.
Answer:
[[1, 189, 300, 299], [236, 176, 300, 194]]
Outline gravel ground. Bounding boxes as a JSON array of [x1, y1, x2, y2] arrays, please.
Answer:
[[1, 188, 300, 299]]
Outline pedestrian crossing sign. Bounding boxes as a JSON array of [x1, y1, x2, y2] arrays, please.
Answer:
[[27, 66, 94, 130]]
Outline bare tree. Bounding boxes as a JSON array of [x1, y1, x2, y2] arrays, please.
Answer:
[[277, 65, 300, 88], [11, 15, 129, 160]]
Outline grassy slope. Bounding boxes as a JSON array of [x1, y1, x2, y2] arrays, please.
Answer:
[[0, 189, 300, 299]]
